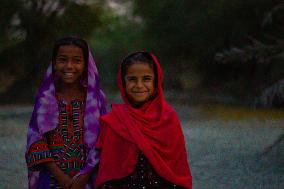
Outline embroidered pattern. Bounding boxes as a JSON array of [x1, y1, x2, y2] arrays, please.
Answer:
[[101, 153, 183, 189], [27, 100, 86, 187]]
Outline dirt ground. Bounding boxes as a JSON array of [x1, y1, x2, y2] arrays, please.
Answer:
[[0, 104, 283, 189]]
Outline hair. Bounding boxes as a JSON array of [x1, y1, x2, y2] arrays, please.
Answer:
[[121, 51, 157, 86], [52, 36, 89, 65]]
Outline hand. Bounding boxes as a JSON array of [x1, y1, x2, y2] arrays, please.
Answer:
[[44, 162, 73, 189], [70, 173, 90, 189], [58, 174, 73, 189]]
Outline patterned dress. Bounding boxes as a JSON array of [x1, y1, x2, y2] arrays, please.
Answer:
[[27, 100, 86, 188], [100, 153, 184, 189]]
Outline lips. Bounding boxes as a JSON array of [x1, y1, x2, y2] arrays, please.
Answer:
[[132, 91, 147, 96], [63, 72, 75, 78]]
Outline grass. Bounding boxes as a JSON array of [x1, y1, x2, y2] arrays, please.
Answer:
[[0, 106, 31, 189], [184, 119, 283, 189], [200, 104, 284, 120]]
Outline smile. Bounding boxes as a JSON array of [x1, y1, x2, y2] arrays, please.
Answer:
[[63, 72, 75, 77], [132, 91, 147, 95]]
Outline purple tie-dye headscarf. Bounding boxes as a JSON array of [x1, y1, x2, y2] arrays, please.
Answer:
[[26, 47, 107, 189]]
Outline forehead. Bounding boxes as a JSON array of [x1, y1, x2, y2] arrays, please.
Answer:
[[126, 61, 154, 75], [57, 45, 83, 57]]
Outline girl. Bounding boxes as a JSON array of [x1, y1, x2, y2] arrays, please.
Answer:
[[95, 52, 192, 189], [26, 37, 106, 189]]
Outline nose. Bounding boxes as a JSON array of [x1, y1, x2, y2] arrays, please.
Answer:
[[65, 59, 73, 69], [136, 79, 143, 88]]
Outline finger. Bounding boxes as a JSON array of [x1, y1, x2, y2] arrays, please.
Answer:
[[72, 175, 80, 184], [64, 181, 73, 189]]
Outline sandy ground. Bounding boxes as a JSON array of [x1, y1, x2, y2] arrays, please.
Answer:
[[0, 104, 283, 189]]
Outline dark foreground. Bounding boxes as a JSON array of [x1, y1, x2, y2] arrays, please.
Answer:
[[0, 105, 283, 189]]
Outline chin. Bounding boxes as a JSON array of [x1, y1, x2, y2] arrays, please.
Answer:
[[63, 80, 76, 84], [61, 77, 80, 83], [131, 98, 150, 106], [132, 98, 147, 103]]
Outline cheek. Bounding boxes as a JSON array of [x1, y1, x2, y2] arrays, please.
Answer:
[[148, 81, 155, 92], [124, 83, 134, 98], [125, 83, 132, 93], [53, 64, 61, 73], [78, 64, 85, 74]]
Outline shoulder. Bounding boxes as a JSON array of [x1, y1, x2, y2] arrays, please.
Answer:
[[99, 104, 125, 123], [164, 102, 178, 115], [162, 102, 183, 124]]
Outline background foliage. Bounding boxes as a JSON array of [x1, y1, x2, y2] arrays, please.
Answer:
[[0, 0, 283, 107]]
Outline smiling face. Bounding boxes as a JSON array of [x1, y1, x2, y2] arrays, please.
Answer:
[[54, 45, 85, 85], [124, 61, 156, 107]]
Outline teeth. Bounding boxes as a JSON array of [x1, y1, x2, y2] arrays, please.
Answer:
[[64, 73, 74, 77]]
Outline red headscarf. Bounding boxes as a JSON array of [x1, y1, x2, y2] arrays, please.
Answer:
[[95, 52, 192, 188]]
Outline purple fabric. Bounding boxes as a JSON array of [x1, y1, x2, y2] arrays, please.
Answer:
[[26, 48, 107, 189]]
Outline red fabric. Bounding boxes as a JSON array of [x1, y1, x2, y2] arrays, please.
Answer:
[[95, 53, 192, 188]]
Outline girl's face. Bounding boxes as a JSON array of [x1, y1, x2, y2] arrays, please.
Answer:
[[124, 61, 155, 107], [54, 45, 85, 85]]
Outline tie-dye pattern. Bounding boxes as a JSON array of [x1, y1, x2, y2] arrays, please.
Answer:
[[26, 48, 106, 189]]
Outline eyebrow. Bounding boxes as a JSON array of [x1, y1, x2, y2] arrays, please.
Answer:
[[56, 55, 66, 57], [56, 55, 83, 58], [126, 75, 154, 79], [126, 76, 137, 78], [73, 55, 83, 58]]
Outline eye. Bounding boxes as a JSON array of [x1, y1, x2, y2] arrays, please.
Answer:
[[74, 59, 82, 64], [57, 57, 65, 62], [72, 56, 83, 64], [143, 76, 153, 82], [126, 76, 137, 82]]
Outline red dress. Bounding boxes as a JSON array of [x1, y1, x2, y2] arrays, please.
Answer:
[[26, 100, 86, 188], [99, 152, 184, 189], [95, 52, 192, 189]]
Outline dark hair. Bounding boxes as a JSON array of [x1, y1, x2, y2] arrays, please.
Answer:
[[121, 51, 157, 86], [52, 36, 89, 65]]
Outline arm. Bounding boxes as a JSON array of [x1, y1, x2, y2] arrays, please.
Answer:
[[26, 140, 54, 171], [27, 140, 73, 188]]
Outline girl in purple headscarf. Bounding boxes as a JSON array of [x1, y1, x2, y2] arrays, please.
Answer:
[[25, 37, 106, 189]]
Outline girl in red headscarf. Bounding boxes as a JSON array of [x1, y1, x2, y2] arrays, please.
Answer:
[[95, 52, 192, 189]]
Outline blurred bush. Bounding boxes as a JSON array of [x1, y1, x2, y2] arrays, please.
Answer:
[[0, 0, 283, 107]]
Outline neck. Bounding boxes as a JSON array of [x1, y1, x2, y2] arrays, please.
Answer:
[[56, 81, 85, 103], [58, 82, 82, 93]]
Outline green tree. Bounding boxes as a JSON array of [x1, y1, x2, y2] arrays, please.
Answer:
[[0, 0, 103, 103], [130, 0, 277, 93], [91, 2, 145, 90]]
